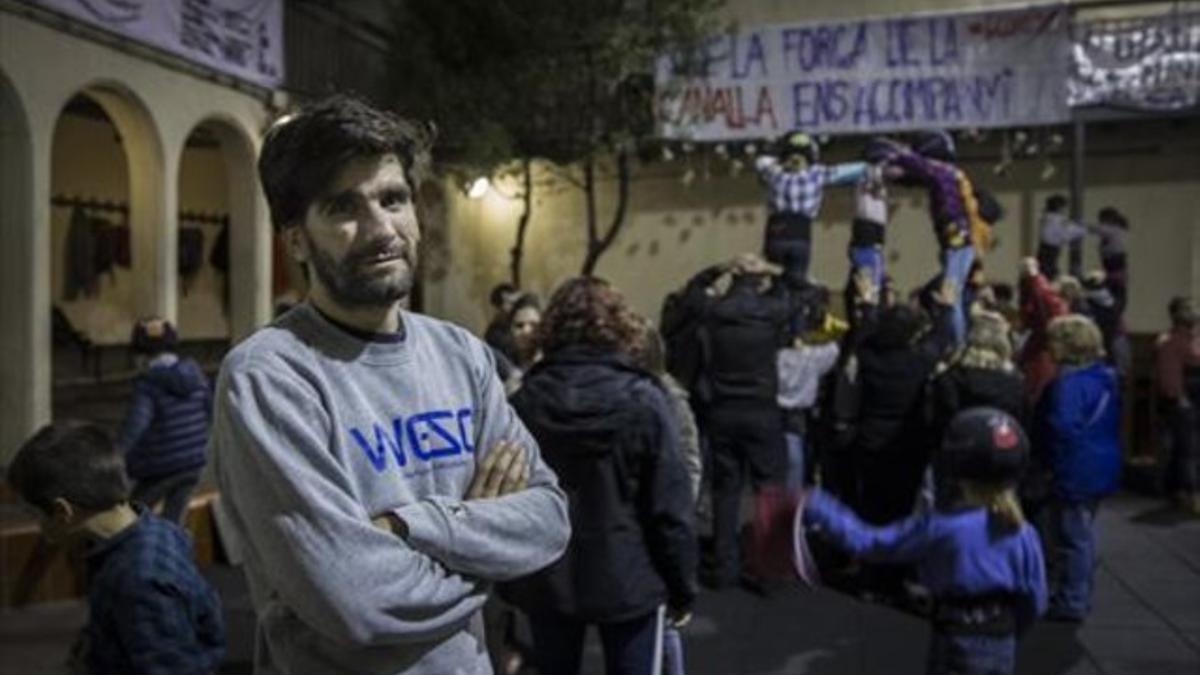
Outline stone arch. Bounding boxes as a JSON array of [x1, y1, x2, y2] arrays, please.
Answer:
[[52, 80, 173, 332], [176, 113, 266, 341]]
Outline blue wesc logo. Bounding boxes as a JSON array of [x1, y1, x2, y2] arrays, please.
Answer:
[[349, 407, 476, 473]]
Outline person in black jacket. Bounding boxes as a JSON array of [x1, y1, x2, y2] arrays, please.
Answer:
[[504, 277, 697, 675], [848, 280, 957, 525], [701, 253, 792, 588], [926, 310, 1026, 508]]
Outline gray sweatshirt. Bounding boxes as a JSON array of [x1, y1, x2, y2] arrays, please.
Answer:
[[210, 303, 570, 674]]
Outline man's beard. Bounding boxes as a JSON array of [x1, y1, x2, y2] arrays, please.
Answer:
[[305, 231, 417, 309]]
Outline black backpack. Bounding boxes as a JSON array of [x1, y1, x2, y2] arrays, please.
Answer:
[[974, 187, 1004, 224]]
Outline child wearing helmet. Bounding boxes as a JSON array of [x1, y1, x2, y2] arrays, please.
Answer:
[[848, 137, 894, 293], [797, 407, 1047, 675], [878, 131, 982, 344], [754, 130, 867, 291]]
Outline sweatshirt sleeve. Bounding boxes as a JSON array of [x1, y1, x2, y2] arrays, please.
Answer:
[[635, 383, 699, 611], [1015, 527, 1048, 634], [212, 363, 488, 647], [1063, 220, 1089, 242], [117, 380, 155, 452], [667, 385, 704, 502], [391, 338, 570, 582], [803, 489, 936, 563], [825, 161, 868, 186], [889, 148, 934, 184]]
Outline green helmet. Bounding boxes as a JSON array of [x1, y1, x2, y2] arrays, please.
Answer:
[[778, 130, 819, 163]]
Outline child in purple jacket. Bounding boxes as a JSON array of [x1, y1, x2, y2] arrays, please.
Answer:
[[800, 408, 1047, 675], [881, 131, 977, 344]]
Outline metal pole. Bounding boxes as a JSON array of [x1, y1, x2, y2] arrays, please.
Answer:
[[1069, 120, 1086, 278]]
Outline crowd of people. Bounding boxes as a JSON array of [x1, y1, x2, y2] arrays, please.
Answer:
[[4, 96, 1198, 675]]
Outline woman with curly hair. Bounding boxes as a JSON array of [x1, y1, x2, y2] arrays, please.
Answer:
[[502, 277, 697, 675]]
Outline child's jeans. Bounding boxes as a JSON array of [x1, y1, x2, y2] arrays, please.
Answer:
[[764, 212, 813, 290], [1048, 499, 1100, 619], [939, 244, 975, 345], [849, 246, 884, 291], [1037, 243, 1062, 280], [927, 630, 1016, 675], [784, 431, 806, 495]]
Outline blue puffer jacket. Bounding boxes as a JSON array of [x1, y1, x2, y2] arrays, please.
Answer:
[[1034, 362, 1122, 502], [118, 355, 212, 481]]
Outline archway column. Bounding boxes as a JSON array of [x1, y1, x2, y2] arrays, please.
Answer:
[[0, 84, 49, 465], [228, 176, 272, 342], [91, 87, 176, 325], [216, 123, 271, 342], [134, 149, 179, 323]]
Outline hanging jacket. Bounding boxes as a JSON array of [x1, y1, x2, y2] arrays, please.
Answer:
[[210, 223, 229, 272], [178, 227, 206, 295], [503, 346, 698, 622], [64, 206, 99, 300], [118, 355, 212, 481], [92, 217, 122, 279], [1034, 362, 1122, 502]]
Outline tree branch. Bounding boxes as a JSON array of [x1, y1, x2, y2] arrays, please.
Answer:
[[582, 149, 630, 276], [510, 158, 534, 287], [584, 154, 598, 250], [597, 149, 630, 254]]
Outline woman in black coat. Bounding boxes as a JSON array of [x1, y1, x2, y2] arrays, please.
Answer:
[[926, 310, 1026, 507], [503, 277, 697, 675]]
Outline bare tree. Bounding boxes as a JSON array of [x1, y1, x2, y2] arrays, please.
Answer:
[[387, 0, 724, 276]]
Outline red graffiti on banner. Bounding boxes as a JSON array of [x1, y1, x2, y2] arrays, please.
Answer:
[[660, 84, 780, 131], [967, 9, 1064, 40]]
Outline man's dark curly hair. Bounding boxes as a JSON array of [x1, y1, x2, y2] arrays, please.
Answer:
[[538, 277, 644, 356], [258, 95, 432, 231]]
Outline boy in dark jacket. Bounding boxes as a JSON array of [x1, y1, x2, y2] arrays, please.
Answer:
[[1034, 315, 1122, 622], [8, 421, 225, 674], [117, 318, 211, 523]]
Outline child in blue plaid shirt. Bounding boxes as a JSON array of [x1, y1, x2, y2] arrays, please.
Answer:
[[755, 130, 866, 289], [8, 421, 224, 675]]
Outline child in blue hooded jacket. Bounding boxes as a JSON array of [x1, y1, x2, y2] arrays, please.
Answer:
[[117, 318, 212, 523], [1034, 314, 1122, 622], [801, 407, 1047, 675]]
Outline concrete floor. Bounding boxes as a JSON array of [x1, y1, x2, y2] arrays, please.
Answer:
[[1, 493, 1196, 675]]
